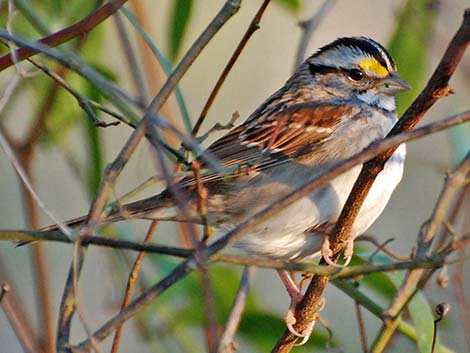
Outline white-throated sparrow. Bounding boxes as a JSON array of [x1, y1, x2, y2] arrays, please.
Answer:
[[56, 36, 408, 259], [39, 37, 410, 340]]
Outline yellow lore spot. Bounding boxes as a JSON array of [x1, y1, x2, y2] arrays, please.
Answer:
[[358, 58, 389, 77]]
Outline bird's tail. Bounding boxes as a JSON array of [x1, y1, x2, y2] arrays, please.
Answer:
[[17, 192, 177, 246]]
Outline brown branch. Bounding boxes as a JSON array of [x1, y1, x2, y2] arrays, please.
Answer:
[[355, 300, 368, 353], [56, 245, 88, 353], [110, 221, 159, 353], [0, 283, 41, 353], [272, 8, 470, 352], [356, 235, 410, 261], [191, 0, 272, 136], [0, 0, 129, 72]]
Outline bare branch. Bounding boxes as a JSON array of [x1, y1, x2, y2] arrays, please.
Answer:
[[216, 267, 255, 353], [0, 0, 129, 71]]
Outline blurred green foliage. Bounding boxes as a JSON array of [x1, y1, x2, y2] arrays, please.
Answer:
[[141, 256, 333, 352], [275, 0, 301, 13], [353, 251, 446, 353], [168, 0, 193, 64], [166, 0, 300, 64]]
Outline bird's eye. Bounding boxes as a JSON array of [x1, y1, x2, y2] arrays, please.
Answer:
[[347, 68, 364, 81]]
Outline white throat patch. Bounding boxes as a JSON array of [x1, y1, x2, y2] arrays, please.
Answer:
[[357, 91, 396, 111]]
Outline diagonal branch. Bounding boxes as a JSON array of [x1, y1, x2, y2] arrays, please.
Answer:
[[0, 0, 129, 71]]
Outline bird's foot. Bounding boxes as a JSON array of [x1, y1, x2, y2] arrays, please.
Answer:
[[286, 297, 326, 346], [321, 236, 353, 268], [277, 270, 323, 345]]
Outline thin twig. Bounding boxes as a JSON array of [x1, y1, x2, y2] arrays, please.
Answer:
[[216, 267, 254, 353], [56, 246, 88, 352], [355, 300, 368, 353], [356, 235, 410, 261], [0, 280, 39, 353], [110, 221, 159, 353], [27, 58, 126, 128], [0, 0, 129, 71], [192, 0, 272, 136], [71, 240, 105, 353]]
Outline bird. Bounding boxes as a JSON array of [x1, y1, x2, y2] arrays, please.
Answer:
[[36, 37, 410, 342]]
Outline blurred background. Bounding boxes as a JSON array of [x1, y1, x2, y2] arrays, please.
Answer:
[[0, 1, 469, 352]]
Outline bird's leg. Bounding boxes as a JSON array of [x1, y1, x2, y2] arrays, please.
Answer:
[[277, 270, 317, 342]]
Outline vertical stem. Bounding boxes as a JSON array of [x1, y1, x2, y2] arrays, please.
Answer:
[[110, 221, 159, 353], [56, 246, 88, 353], [355, 300, 368, 353], [19, 152, 54, 353]]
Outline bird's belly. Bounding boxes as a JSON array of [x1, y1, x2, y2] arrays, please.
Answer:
[[231, 144, 406, 260]]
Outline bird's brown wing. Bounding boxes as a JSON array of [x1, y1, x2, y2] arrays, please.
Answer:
[[181, 102, 358, 187]]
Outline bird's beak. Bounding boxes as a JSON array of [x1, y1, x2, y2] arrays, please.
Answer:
[[378, 72, 411, 95]]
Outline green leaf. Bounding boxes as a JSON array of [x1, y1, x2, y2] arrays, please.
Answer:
[[274, 0, 301, 13], [450, 124, 470, 165], [387, 0, 439, 116], [82, 82, 103, 197], [350, 254, 398, 299], [408, 291, 440, 353], [239, 311, 331, 351], [168, 0, 193, 63]]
